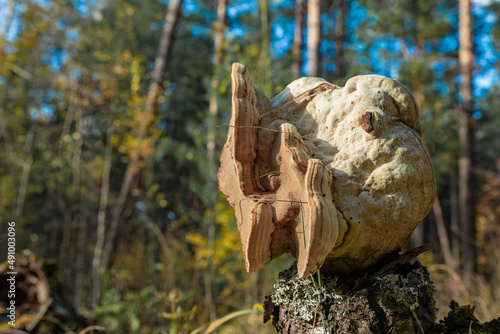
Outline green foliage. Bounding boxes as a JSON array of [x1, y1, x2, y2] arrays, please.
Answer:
[[95, 287, 197, 334]]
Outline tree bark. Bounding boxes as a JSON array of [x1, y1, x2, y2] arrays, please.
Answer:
[[0, 0, 15, 38], [458, 0, 476, 279], [91, 121, 114, 310], [71, 91, 85, 309], [433, 196, 454, 269], [14, 127, 34, 224], [450, 171, 460, 262], [58, 85, 81, 298], [257, 0, 271, 92], [206, 0, 228, 323], [207, 0, 227, 174], [101, 0, 183, 272], [332, 0, 347, 79], [307, 0, 321, 77], [292, 0, 305, 76]]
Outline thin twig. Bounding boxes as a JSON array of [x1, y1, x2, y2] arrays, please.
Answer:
[[320, 309, 326, 333], [311, 300, 319, 334], [26, 298, 53, 332], [300, 201, 307, 248], [410, 309, 425, 334], [78, 326, 107, 334], [217, 125, 282, 132], [317, 265, 322, 289], [256, 171, 282, 179], [9, 64, 34, 80]]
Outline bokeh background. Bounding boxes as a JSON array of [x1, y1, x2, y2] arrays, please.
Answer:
[[0, 0, 499, 332]]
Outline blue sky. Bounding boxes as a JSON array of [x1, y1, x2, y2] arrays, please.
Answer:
[[2, 0, 500, 102], [215, 0, 499, 95]]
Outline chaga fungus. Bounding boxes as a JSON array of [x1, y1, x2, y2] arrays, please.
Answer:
[[218, 63, 436, 277]]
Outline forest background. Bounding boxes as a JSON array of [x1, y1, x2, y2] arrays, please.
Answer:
[[0, 0, 500, 333]]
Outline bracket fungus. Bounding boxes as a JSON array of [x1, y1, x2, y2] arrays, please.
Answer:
[[218, 63, 436, 278]]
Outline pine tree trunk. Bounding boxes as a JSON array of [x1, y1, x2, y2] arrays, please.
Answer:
[[333, 0, 347, 79], [434, 197, 454, 269], [0, 0, 14, 38], [307, 0, 321, 77], [206, 0, 228, 323], [458, 0, 476, 279], [450, 170, 460, 262], [292, 0, 305, 76], [91, 121, 114, 309], [207, 0, 227, 178], [257, 0, 271, 92], [14, 127, 34, 223]]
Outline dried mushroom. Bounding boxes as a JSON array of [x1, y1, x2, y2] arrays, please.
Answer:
[[218, 63, 436, 277]]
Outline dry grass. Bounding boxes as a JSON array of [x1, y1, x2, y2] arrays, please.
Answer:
[[428, 264, 500, 322]]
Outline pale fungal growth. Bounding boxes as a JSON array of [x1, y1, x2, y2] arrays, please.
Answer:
[[218, 63, 436, 277]]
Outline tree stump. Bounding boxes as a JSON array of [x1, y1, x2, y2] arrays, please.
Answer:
[[264, 248, 438, 334], [263, 248, 500, 334]]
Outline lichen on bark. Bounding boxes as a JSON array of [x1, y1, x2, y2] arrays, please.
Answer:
[[271, 267, 343, 322], [265, 259, 438, 334], [264, 258, 500, 333]]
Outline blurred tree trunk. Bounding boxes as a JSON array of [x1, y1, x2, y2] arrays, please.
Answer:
[[14, 127, 34, 224], [257, 0, 271, 94], [410, 0, 425, 109], [91, 121, 114, 310], [58, 85, 82, 299], [206, 0, 227, 188], [405, 2, 426, 250], [74, 196, 88, 309], [410, 223, 424, 249], [292, 0, 305, 76], [434, 197, 454, 269], [0, 0, 14, 38], [100, 0, 183, 273], [458, 0, 476, 278], [307, 0, 321, 76], [332, 0, 347, 79], [450, 172, 460, 261], [206, 0, 228, 323], [72, 100, 86, 310]]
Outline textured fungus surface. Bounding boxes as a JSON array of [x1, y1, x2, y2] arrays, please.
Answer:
[[218, 63, 436, 277]]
